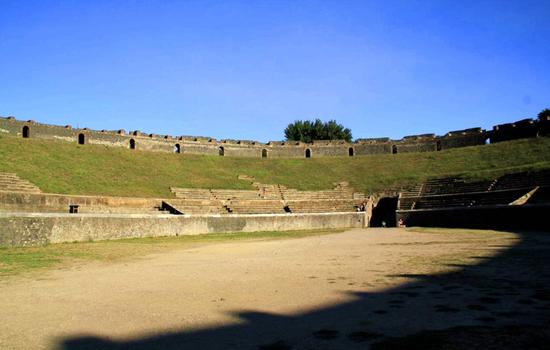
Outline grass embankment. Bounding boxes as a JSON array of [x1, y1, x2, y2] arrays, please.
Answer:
[[1, 134, 550, 197], [0, 229, 342, 278]]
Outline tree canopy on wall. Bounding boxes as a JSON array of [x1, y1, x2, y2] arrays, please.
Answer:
[[538, 108, 550, 120], [284, 119, 352, 143]]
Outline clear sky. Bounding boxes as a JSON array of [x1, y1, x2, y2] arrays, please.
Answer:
[[1, 0, 549, 142]]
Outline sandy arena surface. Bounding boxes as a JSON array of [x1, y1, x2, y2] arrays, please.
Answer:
[[1, 228, 549, 349]]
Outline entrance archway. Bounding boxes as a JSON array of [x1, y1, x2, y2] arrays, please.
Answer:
[[348, 147, 354, 157], [174, 144, 181, 154], [22, 126, 30, 138], [129, 139, 136, 149], [219, 147, 225, 156], [262, 149, 267, 158], [305, 149, 311, 158], [370, 197, 398, 227], [78, 133, 85, 145]]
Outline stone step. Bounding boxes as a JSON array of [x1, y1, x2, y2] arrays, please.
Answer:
[[0, 172, 42, 193]]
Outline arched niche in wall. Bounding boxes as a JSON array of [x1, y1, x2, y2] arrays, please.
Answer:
[[78, 133, 85, 145], [219, 146, 225, 156], [174, 144, 181, 154], [262, 149, 268, 158], [129, 139, 136, 150], [348, 147, 354, 157], [22, 126, 30, 138], [436, 140, 442, 151], [305, 148, 311, 158], [392, 145, 397, 154]]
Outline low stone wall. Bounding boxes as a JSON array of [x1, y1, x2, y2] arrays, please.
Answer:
[[0, 212, 366, 247], [0, 191, 162, 213]]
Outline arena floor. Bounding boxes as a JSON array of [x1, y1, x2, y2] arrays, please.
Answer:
[[1, 228, 549, 349]]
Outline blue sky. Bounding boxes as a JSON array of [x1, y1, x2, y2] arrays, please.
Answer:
[[1, 0, 549, 142]]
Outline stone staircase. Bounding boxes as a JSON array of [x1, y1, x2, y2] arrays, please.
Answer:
[[0, 172, 41, 193]]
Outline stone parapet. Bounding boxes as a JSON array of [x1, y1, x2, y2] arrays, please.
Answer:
[[2, 115, 545, 158]]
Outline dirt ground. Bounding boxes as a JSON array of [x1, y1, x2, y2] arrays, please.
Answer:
[[1, 228, 549, 350]]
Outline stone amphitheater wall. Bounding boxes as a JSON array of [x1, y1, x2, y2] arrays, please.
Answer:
[[0, 211, 366, 247], [1, 115, 546, 158]]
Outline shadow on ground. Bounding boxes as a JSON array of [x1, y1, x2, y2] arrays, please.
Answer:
[[59, 230, 550, 349]]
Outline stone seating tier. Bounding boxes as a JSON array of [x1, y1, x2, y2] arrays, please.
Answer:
[[421, 178, 492, 196], [0, 173, 42, 193], [491, 170, 550, 191], [409, 188, 537, 210], [280, 189, 354, 201], [286, 200, 356, 213], [227, 200, 286, 214]]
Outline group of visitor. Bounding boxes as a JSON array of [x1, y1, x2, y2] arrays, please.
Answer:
[[356, 201, 367, 212]]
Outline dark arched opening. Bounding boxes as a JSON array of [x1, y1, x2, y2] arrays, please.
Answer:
[[348, 147, 354, 157], [129, 139, 136, 149], [174, 144, 181, 154], [370, 197, 398, 227], [262, 149, 267, 158], [78, 133, 85, 145], [392, 145, 397, 154], [219, 147, 224, 156], [305, 149, 311, 158], [436, 140, 442, 151], [22, 126, 30, 138]]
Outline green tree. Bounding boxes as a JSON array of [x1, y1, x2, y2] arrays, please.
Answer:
[[537, 108, 550, 120], [284, 119, 352, 143]]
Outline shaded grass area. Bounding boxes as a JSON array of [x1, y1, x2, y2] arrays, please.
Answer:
[[1, 134, 550, 197], [0, 229, 342, 278]]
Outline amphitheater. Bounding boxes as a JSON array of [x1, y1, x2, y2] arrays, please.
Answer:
[[0, 115, 549, 245], [1, 114, 550, 349]]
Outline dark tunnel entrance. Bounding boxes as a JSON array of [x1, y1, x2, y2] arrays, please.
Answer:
[[370, 197, 398, 227]]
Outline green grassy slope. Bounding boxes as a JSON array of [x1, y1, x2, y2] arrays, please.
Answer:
[[1, 134, 549, 197]]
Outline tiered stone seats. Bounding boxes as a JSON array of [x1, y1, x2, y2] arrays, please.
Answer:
[[414, 194, 475, 209], [226, 200, 285, 214], [422, 177, 492, 195], [0, 172, 41, 193], [286, 199, 356, 213], [170, 187, 264, 200], [400, 169, 550, 210], [492, 169, 550, 190], [398, 196, 417, 210], [169, 182, 360, 214], [254, 183, 283, 200], [474, 189, 531, 206], [281, 189, 353, 200], [170, 188, 212, 199], [210, 189, 261, 200], [162, 199, 225, 214]]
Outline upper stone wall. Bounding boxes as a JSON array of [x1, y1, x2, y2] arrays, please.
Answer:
[[0, 115, 545, 158]]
